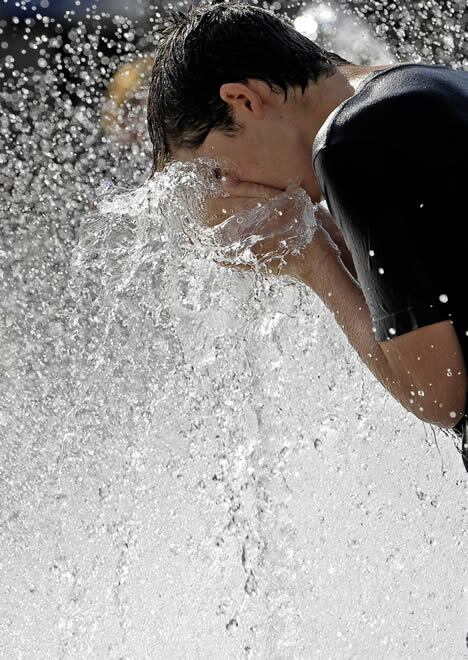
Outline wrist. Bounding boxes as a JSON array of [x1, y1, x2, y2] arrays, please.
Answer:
[[292, 226, 341, 288]]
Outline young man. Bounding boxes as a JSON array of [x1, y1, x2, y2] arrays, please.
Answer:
[[147, 1, 468, 470]]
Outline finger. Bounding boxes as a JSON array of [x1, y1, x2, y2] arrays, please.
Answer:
[[204, 196, 263, 226], [222, 180, 284, 200]]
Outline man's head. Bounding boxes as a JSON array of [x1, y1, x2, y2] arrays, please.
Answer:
[[147, 1, 352, 192]]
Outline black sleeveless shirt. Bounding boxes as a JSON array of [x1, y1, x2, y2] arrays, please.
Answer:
[[312, 63, 468, 471]]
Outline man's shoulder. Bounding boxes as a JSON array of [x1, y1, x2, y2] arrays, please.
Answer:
[[313, 63, 468, 162]]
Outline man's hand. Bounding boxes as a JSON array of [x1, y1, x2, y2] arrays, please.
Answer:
[[204, 178, 340, 280], [205, 178, 284, 226]]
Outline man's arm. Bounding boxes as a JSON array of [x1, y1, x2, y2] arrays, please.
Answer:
[[299, 230, 467, 428], [214, 178, 467, 427], [314, 204, 357, 280]]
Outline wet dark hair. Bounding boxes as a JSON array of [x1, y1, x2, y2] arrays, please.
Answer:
[[147, 1, 352, 173]]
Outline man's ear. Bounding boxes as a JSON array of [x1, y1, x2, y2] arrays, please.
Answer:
[[219, 82, 265, 120]]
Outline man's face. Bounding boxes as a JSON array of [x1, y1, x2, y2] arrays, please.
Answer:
[[172, 81, 322, 201]]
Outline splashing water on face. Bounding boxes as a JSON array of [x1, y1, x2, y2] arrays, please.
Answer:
[[1, 1, 467, 657]]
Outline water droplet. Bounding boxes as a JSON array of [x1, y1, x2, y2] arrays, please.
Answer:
[[378, 267, 384, 274], [439, 294, 448, 303], [226, 617, 239, 631]]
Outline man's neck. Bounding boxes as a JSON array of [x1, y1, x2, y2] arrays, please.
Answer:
[[339, 63, 396, 90], [295, 63, 395, 201], [309, 64, 395, 139]]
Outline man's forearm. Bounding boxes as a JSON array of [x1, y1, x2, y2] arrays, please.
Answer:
[[297, 227, 466, 428], [299, 235, 412, 411]]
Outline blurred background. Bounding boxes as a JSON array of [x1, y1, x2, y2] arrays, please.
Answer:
[[1, 0, 466, 71], [1, 0, 466, 108]]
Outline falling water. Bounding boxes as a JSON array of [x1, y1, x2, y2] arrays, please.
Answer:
[[1, 1, 467, 657]]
